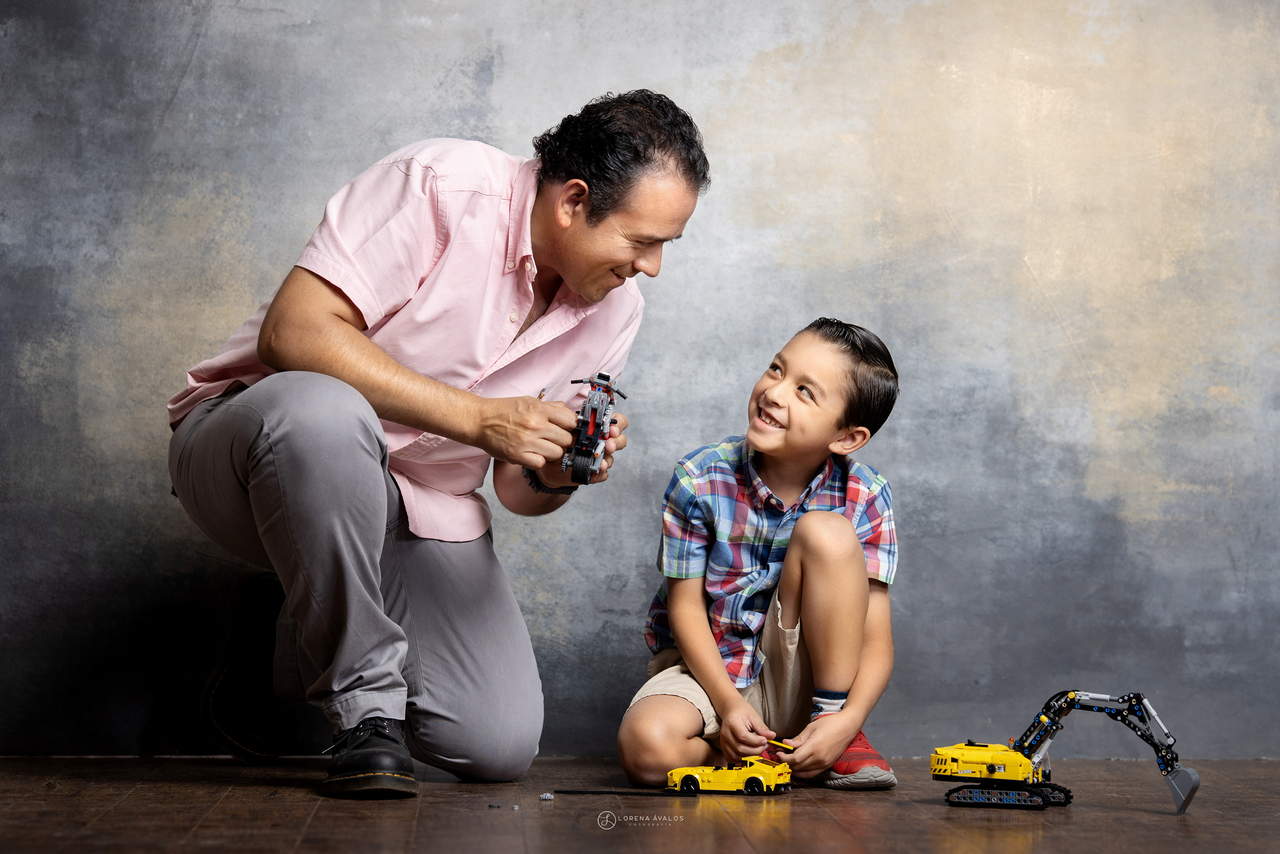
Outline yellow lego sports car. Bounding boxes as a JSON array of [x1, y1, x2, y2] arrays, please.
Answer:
[[666, 757, 792, 795]]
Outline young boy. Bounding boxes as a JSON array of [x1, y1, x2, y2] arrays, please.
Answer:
[[618, 317, 899, 789]]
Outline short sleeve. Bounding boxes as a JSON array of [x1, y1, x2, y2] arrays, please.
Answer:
[[295, 157, 442, 329], [658, 462, 710, 579], [856, 479, 898, 584]]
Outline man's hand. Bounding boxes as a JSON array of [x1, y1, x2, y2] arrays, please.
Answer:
[[529, 409, 631, 488], [595, 410, 629, 482], [717, 697, 774, 764], [781, 712, 858, 778], [472, 396, 577, 468]]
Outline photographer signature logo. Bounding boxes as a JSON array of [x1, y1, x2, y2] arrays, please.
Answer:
[[597, 810, 617, 830]]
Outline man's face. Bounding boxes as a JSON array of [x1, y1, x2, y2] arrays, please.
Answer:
[[555, 170, 698, 303], [746, 331, 858, 460]]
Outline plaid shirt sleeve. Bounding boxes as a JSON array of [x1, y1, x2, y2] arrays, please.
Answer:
[[857, 477, 898, 584], [658, 463, 710, 579]]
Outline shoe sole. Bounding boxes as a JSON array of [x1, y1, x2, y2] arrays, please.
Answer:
[[321, 771, 418, 798], [824, 766, 898, 789]]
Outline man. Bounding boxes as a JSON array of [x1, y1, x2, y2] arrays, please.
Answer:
[[167, 90, 708, 797]]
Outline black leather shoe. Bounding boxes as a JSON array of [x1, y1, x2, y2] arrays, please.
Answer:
[[320, 717, 417, 798]]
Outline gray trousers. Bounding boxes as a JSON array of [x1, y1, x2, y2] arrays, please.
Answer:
[[168, 370, 542, 781]]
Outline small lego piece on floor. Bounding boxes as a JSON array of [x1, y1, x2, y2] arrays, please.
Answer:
[[513, 805, 519, 810], [539, 792, 555, 800], [487, 804, 500, 808]]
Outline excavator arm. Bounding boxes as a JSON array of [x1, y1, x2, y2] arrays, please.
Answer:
[[1011, 690, 1200, 814]]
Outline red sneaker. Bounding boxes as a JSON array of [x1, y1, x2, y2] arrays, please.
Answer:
[[823, 728, 897, 789]]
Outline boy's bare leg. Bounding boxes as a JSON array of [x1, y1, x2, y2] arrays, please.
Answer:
[[777, 511, 870, 694], [618, 695, 721, 786]]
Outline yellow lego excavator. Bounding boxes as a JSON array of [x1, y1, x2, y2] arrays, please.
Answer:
[[931, 690, 1200, 814]]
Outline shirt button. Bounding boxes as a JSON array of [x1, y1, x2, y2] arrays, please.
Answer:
[[506, 260, 516, 271], [509, 312, 518, 323]]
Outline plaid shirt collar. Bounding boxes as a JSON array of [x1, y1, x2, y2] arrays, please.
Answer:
[[742, 447, 838, 512]]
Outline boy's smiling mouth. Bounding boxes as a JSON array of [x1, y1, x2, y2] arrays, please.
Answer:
[[755, 402, 786, 430]]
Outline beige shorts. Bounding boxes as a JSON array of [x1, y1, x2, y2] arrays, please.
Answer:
[[627, 592, 814, 739]]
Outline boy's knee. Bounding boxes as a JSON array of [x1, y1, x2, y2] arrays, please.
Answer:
[[618, 716, 687, 787], [792, 511, 860, 557]]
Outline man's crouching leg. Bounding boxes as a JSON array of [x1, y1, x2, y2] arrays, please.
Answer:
[[380, 526, 544, 782]]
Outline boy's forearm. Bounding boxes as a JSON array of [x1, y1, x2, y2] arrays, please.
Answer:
[[669, 599, 743, 713]]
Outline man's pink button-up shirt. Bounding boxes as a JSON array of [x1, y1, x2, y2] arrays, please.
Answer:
[[167, 139, 644, 541]]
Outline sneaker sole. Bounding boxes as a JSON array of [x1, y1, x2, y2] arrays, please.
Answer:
[[321, 770, 418, 798], [824, 766, 898, 789]]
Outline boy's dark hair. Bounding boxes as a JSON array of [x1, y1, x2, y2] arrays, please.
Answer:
[[532, 90, 710, 225], [802, 317, 899, 437]]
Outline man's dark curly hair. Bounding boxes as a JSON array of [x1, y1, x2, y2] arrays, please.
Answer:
[[532, 90, 710, 225], [801, 317, 899, 437]]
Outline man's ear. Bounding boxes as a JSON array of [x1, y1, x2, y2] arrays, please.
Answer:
[[829, 425, 871, 457], [556, 179, 590, 228]]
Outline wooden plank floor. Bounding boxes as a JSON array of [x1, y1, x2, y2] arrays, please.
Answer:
[[0, 757, 1274, 852]]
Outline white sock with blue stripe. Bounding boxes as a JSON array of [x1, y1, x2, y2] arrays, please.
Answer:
[[811, 689, 848, 719]]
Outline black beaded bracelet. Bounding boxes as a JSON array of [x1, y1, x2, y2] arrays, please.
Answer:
[[522, 466, 579, 495]]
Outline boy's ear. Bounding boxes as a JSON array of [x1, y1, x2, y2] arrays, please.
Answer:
[[829, 425, 871, 457]]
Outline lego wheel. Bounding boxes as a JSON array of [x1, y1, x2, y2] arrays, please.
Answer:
[[1032, 782, 1073, 806], [744, 777, 765, 795], [680, 775, 700, 793], [944, 784, 1047, 810], [571, 454, 593, 484]]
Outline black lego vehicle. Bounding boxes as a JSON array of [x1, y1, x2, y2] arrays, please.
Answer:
[[561, 372, 627, 485]]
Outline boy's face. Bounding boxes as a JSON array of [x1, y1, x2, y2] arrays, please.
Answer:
[[745, 331, 872, 462]]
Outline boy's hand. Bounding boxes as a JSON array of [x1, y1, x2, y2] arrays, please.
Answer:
[[717, 698, 774, 763], [782, 714, 857, 778]]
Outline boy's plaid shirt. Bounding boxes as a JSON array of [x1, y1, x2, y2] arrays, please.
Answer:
[[643, 436, 897, 688]]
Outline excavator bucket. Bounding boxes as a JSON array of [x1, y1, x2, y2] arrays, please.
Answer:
[[1166, 767, 1200, 815]]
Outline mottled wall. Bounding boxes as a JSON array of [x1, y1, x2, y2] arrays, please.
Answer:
[[2, 0, 1276, 759]]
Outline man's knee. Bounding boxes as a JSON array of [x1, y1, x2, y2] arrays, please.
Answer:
[[247, 371, 384, 456], [406, 699, 543, 782]]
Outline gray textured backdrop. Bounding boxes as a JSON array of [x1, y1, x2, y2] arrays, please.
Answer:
[[2, 0, 1276, 760]]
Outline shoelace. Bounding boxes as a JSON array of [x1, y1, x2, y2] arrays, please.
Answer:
[[322, 717, 394, 755]]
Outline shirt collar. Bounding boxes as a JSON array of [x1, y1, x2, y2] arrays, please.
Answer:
[[505, 156, 602, 322], [505, 157, 540, 278], [743, 447, 838, 512]]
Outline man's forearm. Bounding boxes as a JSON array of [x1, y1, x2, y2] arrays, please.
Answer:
[[261, 312, 483, 443], [492, 461, 573, 516]]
